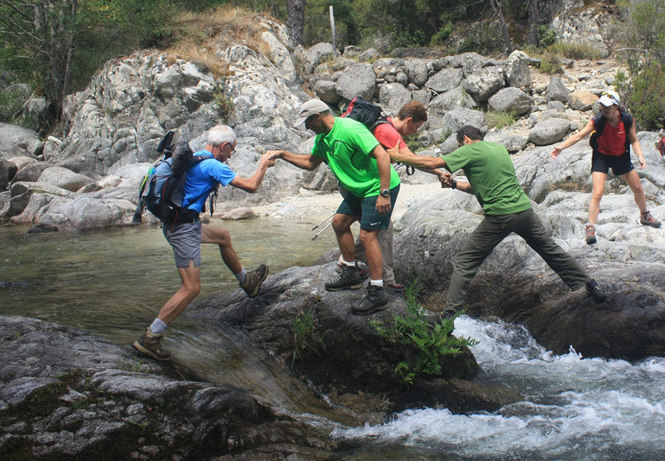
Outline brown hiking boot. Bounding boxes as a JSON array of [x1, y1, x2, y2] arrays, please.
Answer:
[[132, 328, 172, 361], [240, 264, 268, 297], [351, 284, 389, 315]]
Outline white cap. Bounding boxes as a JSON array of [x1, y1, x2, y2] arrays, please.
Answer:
[[294, 99, 330, 127], [598, 90, 620, 107]]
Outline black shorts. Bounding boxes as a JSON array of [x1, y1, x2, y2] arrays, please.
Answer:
[[591, 151, 633, 176]]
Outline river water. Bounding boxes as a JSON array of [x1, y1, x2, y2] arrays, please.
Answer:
[[2, 220, 665, 460]]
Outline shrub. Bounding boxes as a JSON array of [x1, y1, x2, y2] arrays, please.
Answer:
[[370, 279, 478, 385], [615, 63, 665, 131], [486, 110, 516, 130], [548, 41, 604, 61]]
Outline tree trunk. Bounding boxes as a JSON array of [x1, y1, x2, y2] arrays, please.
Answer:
[[489, 0, 513, 54], [527, 0, 540, 46], [287, 0, 306, 46]]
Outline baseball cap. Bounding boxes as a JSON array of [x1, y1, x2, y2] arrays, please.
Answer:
[[598, 90, 620, 107], [295, 99, 330, 127]]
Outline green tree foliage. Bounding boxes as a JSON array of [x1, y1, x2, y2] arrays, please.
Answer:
[[0, 0, 177, 126], [614, 0, 665, 130]]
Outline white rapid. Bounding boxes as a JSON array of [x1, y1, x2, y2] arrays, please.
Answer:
[[334, 316, 665, 459]]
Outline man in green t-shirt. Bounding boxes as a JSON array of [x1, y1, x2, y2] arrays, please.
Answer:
[[389, 125, 604, 318], [268, 99, 400, 315]]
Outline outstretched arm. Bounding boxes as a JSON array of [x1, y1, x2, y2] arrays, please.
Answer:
[[551, 120, 595, 158], [389, 142, 450, 182], [266, 150, 324, 171], [387, 141, 447, 170], [229, 153, 275, 193]]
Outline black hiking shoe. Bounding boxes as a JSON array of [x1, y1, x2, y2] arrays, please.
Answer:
[[351, 284, 389, 315], [326, 264, 363, 291], [241, 264, 268, 297], [336, 260, 369, 280], [585, 279, 606, 302], [132, 328, 172, 361]]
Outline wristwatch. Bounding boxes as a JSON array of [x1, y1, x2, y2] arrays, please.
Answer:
[[380, 188, 390, 198]]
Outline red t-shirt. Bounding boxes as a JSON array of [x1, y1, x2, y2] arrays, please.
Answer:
[[372, 118, 406, 150], [596, 119, 627, 156]]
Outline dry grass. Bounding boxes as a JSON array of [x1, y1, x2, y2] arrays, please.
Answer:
[[164, 6, 272, 78]]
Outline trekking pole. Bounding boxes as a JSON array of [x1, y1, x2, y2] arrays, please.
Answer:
[[312, 211, 335, 231], [312, 219, 333, 240]]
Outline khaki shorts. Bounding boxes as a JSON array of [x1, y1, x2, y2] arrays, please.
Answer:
[[163, 219, 202, 268]]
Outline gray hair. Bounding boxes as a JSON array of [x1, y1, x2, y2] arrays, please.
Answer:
[[207, 125, 236, 147]]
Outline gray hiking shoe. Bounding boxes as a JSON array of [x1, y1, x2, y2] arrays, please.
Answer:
[[325, 264, 363, 291], [351, 284, 389, 315], [132, 328, 172, 361], [585, 224, 597, 245], [640, 211, 661, 228], [240, 264, 269, 297]]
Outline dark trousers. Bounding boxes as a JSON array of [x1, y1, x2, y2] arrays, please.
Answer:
[[446, 209, 590, 311]]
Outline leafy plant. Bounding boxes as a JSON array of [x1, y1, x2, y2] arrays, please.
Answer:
[[370, 279, 478, 385], [537, 25, 557, 48], [214, 86, 235, 122]]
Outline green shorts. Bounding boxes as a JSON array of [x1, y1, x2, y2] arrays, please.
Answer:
[[336, 185, 399, 230]]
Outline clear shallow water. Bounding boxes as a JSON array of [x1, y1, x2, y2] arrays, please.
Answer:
[[2, 221, 665, 459]]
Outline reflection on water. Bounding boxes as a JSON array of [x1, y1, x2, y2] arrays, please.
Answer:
[[0, 218, 338, 346]]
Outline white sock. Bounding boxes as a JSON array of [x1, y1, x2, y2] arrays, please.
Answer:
[[149, 318, 167, 334], [235, 268, 247, 283], [341, 259, 355, 267], [370, 279, 384, 287]]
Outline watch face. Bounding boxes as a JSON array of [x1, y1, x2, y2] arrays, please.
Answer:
[[381, 189, 390, 197]]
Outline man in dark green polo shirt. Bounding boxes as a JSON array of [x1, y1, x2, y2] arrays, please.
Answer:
[[389, 125, 604, 317]]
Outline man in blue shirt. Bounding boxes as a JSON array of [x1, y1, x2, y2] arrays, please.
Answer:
[[133, 125, 275, 361]]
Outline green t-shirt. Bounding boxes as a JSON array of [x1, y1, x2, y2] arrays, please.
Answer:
[[311, 117, 400, 197], [443, 140, 531, 215]]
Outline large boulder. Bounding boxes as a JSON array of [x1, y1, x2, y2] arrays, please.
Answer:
[[335, 63, 377, 102], [546, 77, 571, 103], [462, 65, 506, 103], [443, 108, 488, 135], [0, 316, 333, 460], [38, 166, 94, 192], [506, 50, 531, 89], [567, 90, 598, 111], [0, 123, 43, 160], [425, 68, 464, 93], [378, 82, 412, 113], [488, 87, 533, 115], [529, 118, 571, 145]]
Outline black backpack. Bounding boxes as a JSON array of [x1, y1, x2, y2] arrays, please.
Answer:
[[340, 97, 390, 131], [133, 131, 212, 223], [589, 109, 634, 154]]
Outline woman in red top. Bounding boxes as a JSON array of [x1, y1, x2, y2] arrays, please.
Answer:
[[551, 90, 660, 244]]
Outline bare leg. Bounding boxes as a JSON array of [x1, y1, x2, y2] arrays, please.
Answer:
[[333, 213, 358, 262], [201, 224, 241, 274], [359, 228, 383, 281], [621, 169, 648, 213], [588, 172, 607, 224], [157, 261, 201, 324]]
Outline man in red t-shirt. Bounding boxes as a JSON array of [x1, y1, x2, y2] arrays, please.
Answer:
[[369, 102, 449, 290], [551, 90, 660, 245]]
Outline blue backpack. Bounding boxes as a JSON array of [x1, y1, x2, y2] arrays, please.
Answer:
[[134, 132, 212, 223]]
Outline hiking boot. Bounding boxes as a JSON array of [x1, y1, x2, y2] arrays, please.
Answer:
[[386, 282, 406, 293], [336, 260, 369, 280], [352, 284, 389, 315], [585, 279, 606, 302], [585, 224, 597, 245], [132, 328, 172, 361], [326, 264, 363, 291], [240, 264, 268, 297], [640, 211, 661, 228]]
